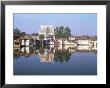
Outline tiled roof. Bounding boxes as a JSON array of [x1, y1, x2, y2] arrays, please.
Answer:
[[74, 36, 97, 40], [19, 35, 33, 40]]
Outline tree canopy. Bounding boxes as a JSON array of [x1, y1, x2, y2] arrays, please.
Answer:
[[54, 26, 71, 39], [39, 34, 45, 40], [14, 28, 27, 38], [14, 28, 21, 34], [14, 28, 21, 38]]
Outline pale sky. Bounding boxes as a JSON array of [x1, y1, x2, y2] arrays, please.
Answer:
[[14, 13, 97, 36]]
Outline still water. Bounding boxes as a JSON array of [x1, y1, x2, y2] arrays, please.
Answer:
[[14, 45, 97, 75]]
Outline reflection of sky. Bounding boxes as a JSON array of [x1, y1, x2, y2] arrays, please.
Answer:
[[14, 52, 97, 75], [14, 13, 97, 36]]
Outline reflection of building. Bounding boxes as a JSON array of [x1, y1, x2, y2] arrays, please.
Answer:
[[68, 48, 75, 53], [49, 45, 55, 48], [37, 48, 55, 63], [57, 45, 63, 50], [63, 45, 75, 49], [13, 40, 21, 49], [38, 51, 54, 63], [21, 47, 30, 53], [91, 41, 97, 50], [14, 44, 97, 63], [77, 45, 92, 51]]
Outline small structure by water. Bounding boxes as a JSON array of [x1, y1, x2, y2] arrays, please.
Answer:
[[19, 35, 34, 47]]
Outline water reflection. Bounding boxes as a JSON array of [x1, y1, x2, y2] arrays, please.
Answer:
[[14, 45, 97, 75], [14, 45, 97, 63]]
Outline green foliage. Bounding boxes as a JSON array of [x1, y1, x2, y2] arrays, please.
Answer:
[[39, 34, 45, 40], [39, 34, 45, 48], [14, 28, 21, 34], [14, 28, 21, 37], [14, 28, 27, 38], [54, 26, 71, 39], [20, 32, 26, 36], [54, 50, 71, 63]]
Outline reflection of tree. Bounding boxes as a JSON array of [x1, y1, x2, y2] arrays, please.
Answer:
[[36, 45, 40, 49], [39, 49, 44, 54], [91, 50, 97, 54], [14, 52, 21, 59], [44, 45, 51, 49], [54, 50, 71, 63], [39, 34, 45, 46], [14, 45, 97, 62]]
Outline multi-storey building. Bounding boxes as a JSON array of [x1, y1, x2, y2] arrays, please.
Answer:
[[39, 25, 55, 40]]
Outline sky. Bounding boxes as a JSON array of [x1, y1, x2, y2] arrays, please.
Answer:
[[14, 13, 97, 36]]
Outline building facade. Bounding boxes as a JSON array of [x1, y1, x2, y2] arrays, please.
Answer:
[[39, 25, 55, 39]]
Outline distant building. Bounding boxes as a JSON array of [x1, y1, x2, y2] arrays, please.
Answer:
[[69, 36, 75, 40], [31, 34, 39, 41], [19, 34, 33, 46], [89, 36, 97, 47], [77, 40, 92, 45], [39, 25, 55, 40], [74, 35, 96, 46], [13, 39, 21, 51]]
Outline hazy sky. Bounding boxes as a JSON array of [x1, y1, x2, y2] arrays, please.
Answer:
[[14, 13, 97, 36]]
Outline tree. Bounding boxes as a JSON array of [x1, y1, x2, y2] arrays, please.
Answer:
[[39, 34, 45, 48], [54, 26, 71, 39], [20, 32, 26, 36], [14, 28, 21, 34], [39, 34, 45, 40], [65, 26, 71, 37], [14, 28, 21, 38]]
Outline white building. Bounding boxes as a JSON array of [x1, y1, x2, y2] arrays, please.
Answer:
[[92, 40, 97, 46], [69, 36, 75, 40], [39, 25, 55, 38], [77, 40, 92, 45], [31, 35, 39, 41], [20, 35, 33, 46], [63, 39, 77, 46]]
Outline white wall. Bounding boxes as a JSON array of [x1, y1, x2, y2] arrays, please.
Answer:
[[25, 40, 29, 46], [77, 40, 90, 45]]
